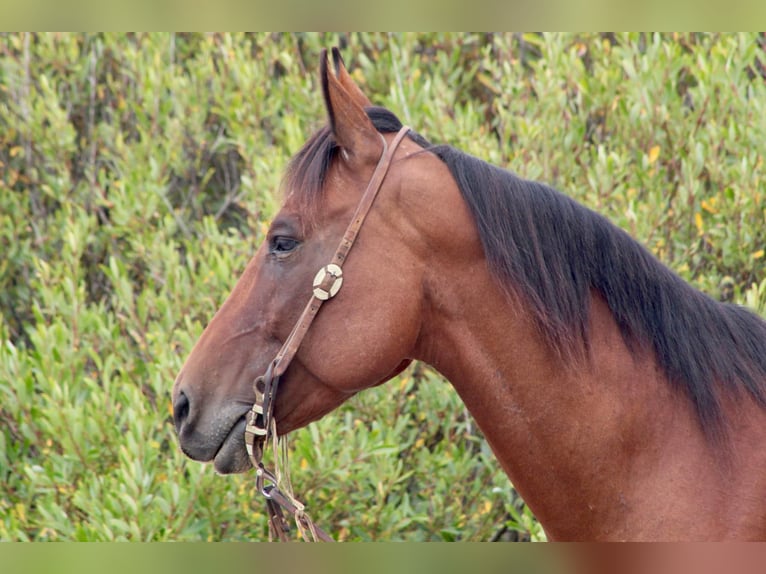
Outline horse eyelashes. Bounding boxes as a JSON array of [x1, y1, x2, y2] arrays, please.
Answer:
[[270, 236, 300, 255]]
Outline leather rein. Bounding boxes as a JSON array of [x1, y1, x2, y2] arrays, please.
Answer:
[[244, 125, 411, 542]]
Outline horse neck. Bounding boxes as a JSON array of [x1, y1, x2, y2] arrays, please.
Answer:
[[414, 256, 725, 539]]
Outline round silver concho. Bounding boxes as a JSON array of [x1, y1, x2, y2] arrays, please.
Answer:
[[312, 264, 344, 300]]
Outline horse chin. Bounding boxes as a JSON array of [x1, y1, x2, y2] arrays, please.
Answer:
[[212, 417, 253, 475]]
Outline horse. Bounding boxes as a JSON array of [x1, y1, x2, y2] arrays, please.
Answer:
[[172, 48, 766, 541]]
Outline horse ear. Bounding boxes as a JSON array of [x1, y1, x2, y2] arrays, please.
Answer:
[[331, 47, 373, 108], [320, 48, 381, 166]]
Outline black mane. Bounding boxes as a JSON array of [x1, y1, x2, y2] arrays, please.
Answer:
[[285, 106, 766, 439]]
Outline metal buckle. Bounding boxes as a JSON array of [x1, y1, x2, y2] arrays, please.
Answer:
[[256, 465, 277, 497]]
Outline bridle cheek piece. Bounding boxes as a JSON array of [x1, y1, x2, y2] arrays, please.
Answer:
[[244, 126, 410, 542]]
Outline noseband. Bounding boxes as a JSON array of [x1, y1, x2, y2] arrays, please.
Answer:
[[244, 125, 411, 541]]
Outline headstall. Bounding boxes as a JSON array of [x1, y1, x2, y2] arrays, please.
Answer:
[[244, 125, 411, 542]]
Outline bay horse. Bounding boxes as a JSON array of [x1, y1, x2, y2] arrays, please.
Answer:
[[172, 48, 766, 541]]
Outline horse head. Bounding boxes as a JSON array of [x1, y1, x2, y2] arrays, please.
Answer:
[[171, 49, 462, 474]]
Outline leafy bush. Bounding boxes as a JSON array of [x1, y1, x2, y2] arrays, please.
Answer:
[[1, 32, 765, 541]]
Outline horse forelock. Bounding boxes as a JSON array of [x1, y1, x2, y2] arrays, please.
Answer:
[[282, 106, 429, 221]]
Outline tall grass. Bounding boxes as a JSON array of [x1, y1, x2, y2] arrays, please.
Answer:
[[1, 32, 765, 541]]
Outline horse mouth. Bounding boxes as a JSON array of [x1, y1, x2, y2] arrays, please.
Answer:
[[212, 416, 252, 475]]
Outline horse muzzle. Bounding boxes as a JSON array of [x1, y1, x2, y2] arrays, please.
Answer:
[[173, 388, 253, 474]]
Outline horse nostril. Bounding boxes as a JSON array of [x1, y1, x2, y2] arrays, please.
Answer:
[[173, 391, 190, 434]]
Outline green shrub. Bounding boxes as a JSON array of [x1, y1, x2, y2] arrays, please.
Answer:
[[1, 32, 764, 541]]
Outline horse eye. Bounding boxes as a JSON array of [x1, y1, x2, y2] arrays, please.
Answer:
[[270, 236, 299, 255]]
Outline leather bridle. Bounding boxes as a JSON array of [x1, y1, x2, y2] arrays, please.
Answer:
[[244, 125, 411, 542]]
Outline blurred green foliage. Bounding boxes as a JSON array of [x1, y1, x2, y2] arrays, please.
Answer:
[[1, 32, 765, 541]]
